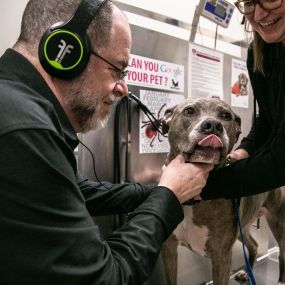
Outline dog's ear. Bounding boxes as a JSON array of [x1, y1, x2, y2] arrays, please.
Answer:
[[234, 114, 242, 142], [161, 106, 175, 135]]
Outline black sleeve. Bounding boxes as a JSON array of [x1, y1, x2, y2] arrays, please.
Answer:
[[0, 129, 183, 285], [201, 111, 285, 199], [77, 175, 155, 215], [238, 110, 270, 154]]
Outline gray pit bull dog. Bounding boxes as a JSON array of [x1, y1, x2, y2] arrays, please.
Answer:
[[161, 97, 285, 285], [162, 97, 241, 165]]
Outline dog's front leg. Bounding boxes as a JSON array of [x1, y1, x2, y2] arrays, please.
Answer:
[[211, 251, 232, 285], [279, 248, 285, 285]]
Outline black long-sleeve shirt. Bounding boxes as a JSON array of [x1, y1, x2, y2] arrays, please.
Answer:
[[0, 49, 183, 285], [201, 42, 285, 199]]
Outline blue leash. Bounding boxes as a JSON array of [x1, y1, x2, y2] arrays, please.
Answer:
[[232, 198, 256, 285]]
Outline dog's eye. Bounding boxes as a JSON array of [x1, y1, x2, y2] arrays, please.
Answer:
[[184, 107, 195, 115], [220, 111, 232, 121]]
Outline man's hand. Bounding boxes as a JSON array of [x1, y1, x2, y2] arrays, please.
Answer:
[[158, 155, 214, 203]]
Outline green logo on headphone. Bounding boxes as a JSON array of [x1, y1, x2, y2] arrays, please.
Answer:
[[44, 30, 84, 70]]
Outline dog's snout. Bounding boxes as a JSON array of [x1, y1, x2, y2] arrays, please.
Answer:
[[201, 119, 223, 136]]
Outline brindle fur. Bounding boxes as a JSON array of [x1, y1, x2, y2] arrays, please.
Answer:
[[161, 97, 285, 285]]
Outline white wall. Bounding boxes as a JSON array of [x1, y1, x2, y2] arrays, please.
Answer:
[[0, 1, 245, 58], [0, 1, 28, 56]]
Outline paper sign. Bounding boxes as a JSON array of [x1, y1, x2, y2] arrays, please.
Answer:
[[139, 89, 185, 154], [126, 54, 184, 92], [189, 43, 224, 99], [231, 58, 249, 108]]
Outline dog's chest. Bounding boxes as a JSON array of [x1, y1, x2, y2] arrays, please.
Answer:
[[173, 206, 209, 257]]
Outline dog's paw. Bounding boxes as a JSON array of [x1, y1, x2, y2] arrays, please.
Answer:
[[278, 282, 285, 285], [234, 269, 248, 282]]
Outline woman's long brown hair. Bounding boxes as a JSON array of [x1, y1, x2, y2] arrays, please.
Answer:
[[243, 16, 265, 74]]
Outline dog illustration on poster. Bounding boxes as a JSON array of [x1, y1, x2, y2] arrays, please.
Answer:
[[232, 72, 249, 96]]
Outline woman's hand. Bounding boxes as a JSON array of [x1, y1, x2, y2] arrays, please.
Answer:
[[226, 148, 249, 165]]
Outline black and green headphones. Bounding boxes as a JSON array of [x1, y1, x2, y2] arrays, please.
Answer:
[[38, 0, 107, 79]]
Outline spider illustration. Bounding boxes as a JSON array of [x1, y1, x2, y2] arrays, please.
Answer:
[[141, 103, 167, 147]]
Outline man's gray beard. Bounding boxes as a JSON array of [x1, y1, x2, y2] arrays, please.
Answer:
[[64, 81, 113, 133], [80, 109, 109, 133]]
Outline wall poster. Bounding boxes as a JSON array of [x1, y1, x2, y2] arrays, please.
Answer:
[[126, 54, 184, 93], [231, 58, 249, 108], [139, 89, 185, 154], [188, 43, 224, 99]]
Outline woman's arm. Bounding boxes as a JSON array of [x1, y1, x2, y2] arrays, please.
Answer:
[[201, 111, 285, 199]]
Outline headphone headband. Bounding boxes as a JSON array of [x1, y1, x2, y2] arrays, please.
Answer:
[[38, 0, 107, 79], [67, 0, 107, 33]]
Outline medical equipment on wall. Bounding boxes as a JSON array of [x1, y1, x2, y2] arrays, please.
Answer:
[[190, 0, 235, 42], [201, 0, 235, 28]]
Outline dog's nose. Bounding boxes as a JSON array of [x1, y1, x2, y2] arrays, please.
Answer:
[[200, 119, 223, 136]]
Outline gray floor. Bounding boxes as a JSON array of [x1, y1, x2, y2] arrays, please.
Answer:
[[145, 246, 280, 285], [229, 251, 280, 285], [145, 217, 281, 285]]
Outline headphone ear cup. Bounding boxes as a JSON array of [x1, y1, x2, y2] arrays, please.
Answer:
[[38, 24, 91, 79]]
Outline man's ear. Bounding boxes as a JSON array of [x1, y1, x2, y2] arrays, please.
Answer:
[[234, 114, 242, 142], [161, 106, 176, 135]]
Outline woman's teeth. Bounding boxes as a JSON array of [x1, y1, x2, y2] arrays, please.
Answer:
[[260, 18, 280, 27]]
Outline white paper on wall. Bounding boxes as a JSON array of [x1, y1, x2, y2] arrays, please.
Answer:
[[139, 89, 185, 154], [188, 43, 224, 100], [127, 54, 184, 93], [231, 58, 249, 108]]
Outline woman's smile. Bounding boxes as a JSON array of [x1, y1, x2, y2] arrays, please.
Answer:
[[258, 16, 282, 28]]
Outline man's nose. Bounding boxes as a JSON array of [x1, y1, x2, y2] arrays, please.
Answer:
[[113, 79, 128, 98]]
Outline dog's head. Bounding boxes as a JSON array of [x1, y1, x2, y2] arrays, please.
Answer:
[[162, 98, 241, 165], [238, 73, 249, 95], [238, 73, 248, 86]]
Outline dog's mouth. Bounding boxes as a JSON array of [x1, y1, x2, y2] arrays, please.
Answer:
[[182, 134, 224, 165]]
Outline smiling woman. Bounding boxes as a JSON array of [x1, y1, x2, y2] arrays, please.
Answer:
[[202, 0, 285, 201], [236, 0, 285, 71], [199, 3, 285, 283]]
